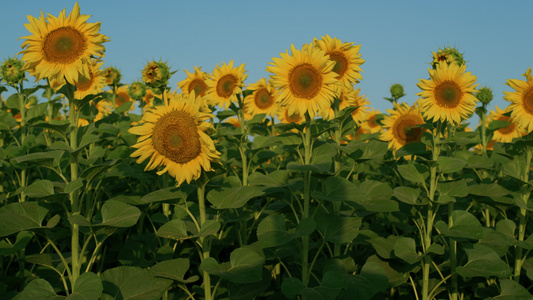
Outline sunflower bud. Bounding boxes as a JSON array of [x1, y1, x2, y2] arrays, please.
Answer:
[[142, 60, 173, 90], [475, 86, 493, 104], [384, 83, 405, 103], [431, 46, 465, 69], [128, 81, 147, 100], [103, 66, 122, 86], [1, 57, 25, 85]]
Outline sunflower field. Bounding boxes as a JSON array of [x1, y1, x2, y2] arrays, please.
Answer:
[[2, 3, 533, 300]]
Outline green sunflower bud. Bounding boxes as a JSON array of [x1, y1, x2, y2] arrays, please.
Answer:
[[1, 57, 25, 85], [142, 59, 175, 90], [475, 86, 493, 104], [384, 83, 405, 103], [431, 46, 466, 69], [128, 81, 147, 100], [103, 66, 122, 86]]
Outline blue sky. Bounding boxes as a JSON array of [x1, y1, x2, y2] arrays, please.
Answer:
[[1, 0, 532, 126]]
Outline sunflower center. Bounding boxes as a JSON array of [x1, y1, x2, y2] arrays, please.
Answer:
[[523, 87, 533, 114], [76, 73, 93, 92], [116, 92, 130, 106], [289, 64, 322, 99], [435, 81, 462, 108], [285, 111, 301, 123], [216, 74, 237, 98], [328, 51, 348, 79], [188, 79, 208, 97], [367, 115, 379, 128], [43, 27, 87, 64], [496, 115, 516, 134], [152, 110, 201, 164], [254, 88, 274, 109], [396, 118, 424, 143]]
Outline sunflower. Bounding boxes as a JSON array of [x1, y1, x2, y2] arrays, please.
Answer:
[[129, 92, 221, 185], [360, 108, 383, 134], [113, 85, 134, 111], [143, 88, 161, 107], [380, 102, 426, 153], [486, 105, 526, 143], [417, 63, 478, 125], [267, 44, 340, 118], [19, 2, 109, 85], [244, 78, 278, 117], [205, 60, 247, 110], [94, 99, 112, 122], [277, 106, 305, 125], [52, 58, 105, 100], [322, 85, 368, 121], [313, 34, 364, 87], [503, 67, 533, 133], [178, 66, 209, 98]]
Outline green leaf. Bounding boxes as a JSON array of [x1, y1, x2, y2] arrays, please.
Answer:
[[15, 278, 57, 300], [0, 202, 51, 237], [248, 170, 289, 187], [74, 134, 99, 153], [341, 260, 389, 300], [197, 220, 220, 237], [257, 215, 315, 248], [115, 101, 133, 114], [468, 183, 510, 198], [437, 180, 468, 198], [6, 94, 19, 110], [466, 155, 494, 169], [492, 279, 533, 299], [25, 179, 54, 198], [207, 186, 265, 209], [0, 231, 33, 256], [281, 277, 305, 299], [352, 180, 398, 212], [25, 103, 48, 122], [352, 140, 389, 161], [393, 237, 423, 264], [139, 187, 186, 205], [13, 150, 64, 167], [434, 210, 485, 240], [316, 212, 362, 243], [273, 132, 303, 145], [100, 266, 172, 300], [149, 258, 198, 283], [98, 201, 141, 228], [393, 186, 427, 205], [200, 247, 265, 283], [64, 179, 84, 194], [397, 163, 429, 184], [395, 142, 429, 158], [488, 120, 511, 131], [437, 156, 466, 173], [456, 244, 512, 278], [156, 219, 189, 241], [67, 272, 103, 300], [367, 236, 397, 259]]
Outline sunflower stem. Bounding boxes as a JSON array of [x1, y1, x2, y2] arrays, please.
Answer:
[[514, 134, 532, 282], [448, 202, 458, 300], [17, 81, 27, 202], [197, 174, 213, 300], [302, 112, 313, 287], [422, 121, 442, 300], [67, 82, 81, 289], [332, 98, 342, 257]]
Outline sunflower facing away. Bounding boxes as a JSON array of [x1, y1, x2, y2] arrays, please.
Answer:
[[267, 44, 340, 119], [129, 92, 220, 185], [417, 63, 478, 125], [503, 67, 533, 133], [313, 34, 365, 88], [206, 60, 247, 110], [380, 102, 426, 154], [19, 2, 110, 85], [486, 105, 526, 143], [244, 78, 279, 117], [178, 66, 209, 98]]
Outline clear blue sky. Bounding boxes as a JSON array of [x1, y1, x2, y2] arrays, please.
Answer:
[[1, 0, 532, 126]]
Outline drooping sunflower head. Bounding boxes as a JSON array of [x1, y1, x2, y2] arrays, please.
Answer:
[[206, 60, 247, 110], [266, 44, 341, 119], [417, 62, 478, 125], [19, 2, 110, 85], [129, 92, 220, 186], [380, 102, 427, 154], [243, 78, 278, 117], [486, 105, 527, 143], [178, 66, 209, 98], [503, 67, 533, 133], [1, 57, 26, 85], [431, 46, 465, 69], [313, 34, 364, 87]]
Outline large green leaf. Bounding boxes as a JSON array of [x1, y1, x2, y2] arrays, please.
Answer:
[[492, 279, 533, 299], [456, 244, 512, 278], [437, 156, 466, 173], [316, 212, 362, 244], [14, 278, 58, 300], [393, 237, 423, 264], [340, 260, 388, 300], [100, 266, 172, 300], [257, 215, 315, 248], [149, 258, 198, 283], [397, 162, 429, 185], [139, 187, 186, 205], [434, 210, 485, 240], [155, 219, 188, 241], [67, 272, 103, 300], [24, 179, 55, 198], [393, 186, 427, 205], [0, 231, 33, 256], [207, 186, 265, 209], [13, 150, 64, 167], [0, 202, 57, 237], [70, 201, 140, 228], [200, 247, 265, 283]]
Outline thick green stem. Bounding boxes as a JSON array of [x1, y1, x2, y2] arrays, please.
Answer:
[[237, 94, 248, 186], [302, 113, 312, 287], [514, 142, 532, 282], [448, 203, 458, 300], [479, 104, 488, 157], [333, 99, 342, 257], [18, 82, 27, 202], [197, 176, 213, 300]]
